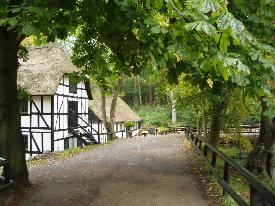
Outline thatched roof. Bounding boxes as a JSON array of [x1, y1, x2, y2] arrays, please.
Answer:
[[18, 45, 78, 95], [89, 89, 141, 123]]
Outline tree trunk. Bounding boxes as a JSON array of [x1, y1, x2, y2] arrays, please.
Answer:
[[99, 87, 113, 140], [208, 83, 227, 147], [99, 79, 122, 140], [170, 91, 177, 125], [202, 99, 208, 139], [208, 112, 222, 147], [137, 75, 142, 106], [271, 136, 275, 179], [0, 28, 29, 185], [247, 98, 275, 177], [197, 116, 202, 139], [148, 84, 153, 105], [133, 76, 138, 106], [109, 79, 122, 139]]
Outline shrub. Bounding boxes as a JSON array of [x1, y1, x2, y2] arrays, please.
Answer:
[[232, 134, 253, 151], [157, 126, 169, 134], [123, 120, 135, 130]]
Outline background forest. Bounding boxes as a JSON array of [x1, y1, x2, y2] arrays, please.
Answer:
[[121, 73, 261, 128]]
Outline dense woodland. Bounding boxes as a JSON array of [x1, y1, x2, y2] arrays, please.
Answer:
[[0, 0, 274, 197], [121, 73, 261, 127]]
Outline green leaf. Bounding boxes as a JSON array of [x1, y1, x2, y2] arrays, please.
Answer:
[[22, 24, 40, 36], [167, 43, 179, 53], [219, 32, 230, 52], [151, 25, 161, 34], [188, 0, 221, 13], [10, 7, 22, 13], [213, 33, 221, 44], [8, 17, 18, 27], [157, 56, 166, 68], [250, 50, 260, 61], [154, 0, 163, 10], [185, 21, 217, 35], [185, 22, 198, 31], [216, 13, 247, 41], [0, 18, 8, 26], [221, 69, 229, 81], [144, 17, 157, 26]]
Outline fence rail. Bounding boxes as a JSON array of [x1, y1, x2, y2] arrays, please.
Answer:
[[168, 126, 275, 206]]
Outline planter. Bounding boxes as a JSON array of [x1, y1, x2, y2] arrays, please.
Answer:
[[126, 130, 132, 138]]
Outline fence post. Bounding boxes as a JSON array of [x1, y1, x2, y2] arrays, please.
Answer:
[[199, 140, 202, 149], [250, 186, 267, 206], [223, 162, 230, 195], [211, 152, 217, 168], [203, 145, 208, 157], [192, 134, 195, 141]]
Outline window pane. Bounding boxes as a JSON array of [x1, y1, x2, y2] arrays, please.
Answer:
[[22, 135, 28, 150], [69, 79, 77, 94], [19, 101, 28, 114], [64, 138, 69, 150]]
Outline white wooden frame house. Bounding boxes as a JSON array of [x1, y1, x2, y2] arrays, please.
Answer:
[[18, 45, 98, 159], [88, 89, 142, 143]]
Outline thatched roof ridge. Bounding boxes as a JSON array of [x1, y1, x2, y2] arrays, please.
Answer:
[[89, 89, 141, 123], [18, 44, 78, 95]]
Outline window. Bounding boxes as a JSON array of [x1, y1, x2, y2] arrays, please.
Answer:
[[69, 78, 77, 94], [64, 138, 69, 150], [77, 138, 83, 147], [19, 100, 28, 114], [22, 135, 28, 150]]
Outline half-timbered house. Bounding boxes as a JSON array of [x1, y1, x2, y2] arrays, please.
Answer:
[[18, 45, 96, 159], [88, 89, 142, 143]]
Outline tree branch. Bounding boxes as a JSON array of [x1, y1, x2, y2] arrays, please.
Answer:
[[166, 0, 187, 21]]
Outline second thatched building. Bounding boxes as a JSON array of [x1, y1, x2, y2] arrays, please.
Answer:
[[88, 90, 142, 143]]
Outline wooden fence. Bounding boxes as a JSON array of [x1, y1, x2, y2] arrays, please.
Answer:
[[174, 126, 275, 206]]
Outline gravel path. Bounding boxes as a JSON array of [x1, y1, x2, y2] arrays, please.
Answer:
[[20, 135, 208, 206]]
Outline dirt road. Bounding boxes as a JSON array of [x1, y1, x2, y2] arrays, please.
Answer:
[[20, 135, 208, 206]]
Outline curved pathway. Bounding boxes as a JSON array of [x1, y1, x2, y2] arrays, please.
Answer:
[[21, 135, 208, 206]]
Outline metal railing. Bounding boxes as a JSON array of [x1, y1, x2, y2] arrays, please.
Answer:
[[180, 127, 275, 206]]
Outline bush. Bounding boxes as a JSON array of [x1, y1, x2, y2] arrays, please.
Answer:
[[135, 105, 198, 128], [232, 134, 253, 151], [136, 105, 171, 127], [220, 134, 253, 152], [157, 126, 169, 134], [123, 120, 135, 130]]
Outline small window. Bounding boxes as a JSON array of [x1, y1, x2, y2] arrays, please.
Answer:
[[69, 78, 77, 94], [77, 138, 82, 147], [19, 101, 28, 114], [22, 134, 28, 150], [64, 138, 69, 150]]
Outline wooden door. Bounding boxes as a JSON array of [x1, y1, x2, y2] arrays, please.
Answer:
[[68, 101, 78, 128]]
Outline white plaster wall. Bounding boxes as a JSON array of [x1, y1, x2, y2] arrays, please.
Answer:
[[21, 74, 90, 158], [54, 74, 89, 150], [89, 120, 139, 141]]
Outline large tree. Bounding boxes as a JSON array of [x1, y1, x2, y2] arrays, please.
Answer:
[[227, 0, 275, 176], [71, 0, 152, 138], [0, 0, 77, 184], [78, 0, 274, 148]]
